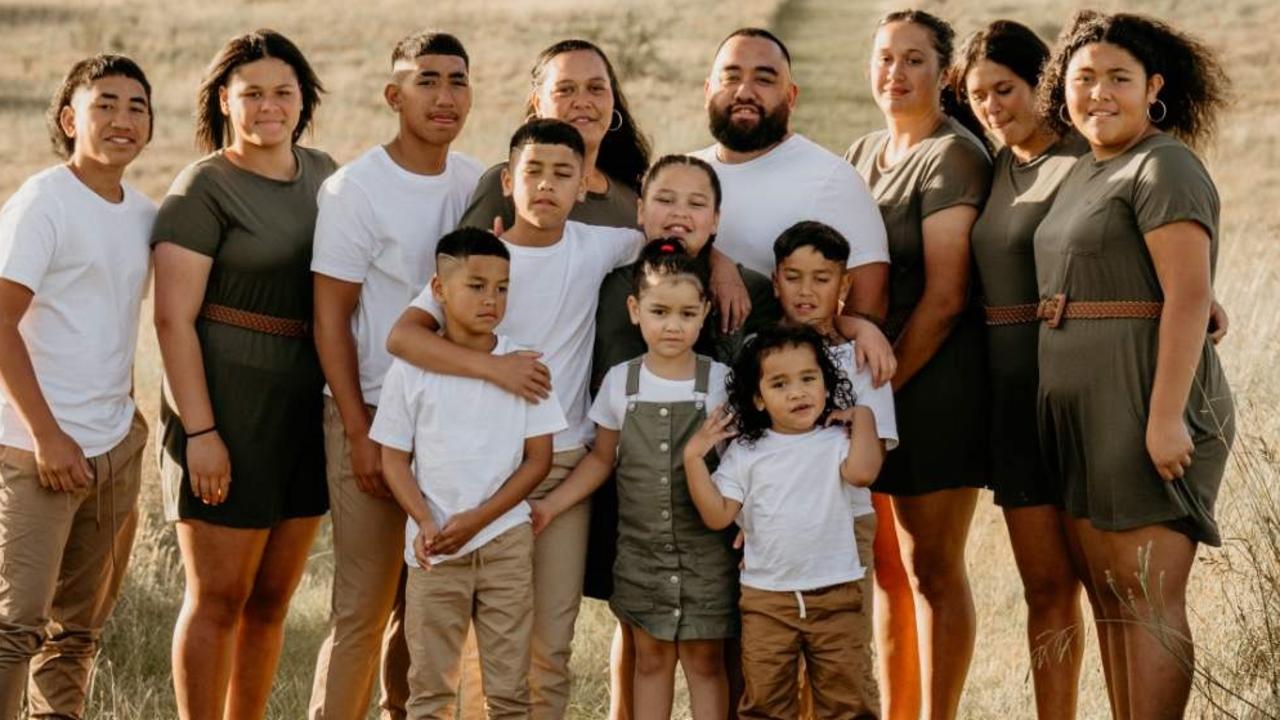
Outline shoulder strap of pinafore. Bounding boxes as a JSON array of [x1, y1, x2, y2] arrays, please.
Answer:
[[694, 354, 712, 395], [624, 356, 644, 398]]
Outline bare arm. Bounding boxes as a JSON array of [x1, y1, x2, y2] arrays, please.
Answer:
[[313, 274, 386, 497], [708, 247, 751, 333], [890, 205, 978, 391], [386, 306, 551, 402], [532, 426, 618, 531], [843, 261, 890, 324], [152, 242, 230, 505], [1144, 220, 1214, 481], [832, 314, 896, 387], [381, 445, 437, 568], [681, 407, 743, 531], [433, 433, 555, 555], [0, 279, 92, 491], [839, 406, 884, 487]]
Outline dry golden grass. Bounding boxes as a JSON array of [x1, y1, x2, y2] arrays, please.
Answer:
[[0, 0, 1276, 717]]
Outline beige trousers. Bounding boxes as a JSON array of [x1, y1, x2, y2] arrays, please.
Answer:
[[405, 524, 534, 720], [309, 397, 410, 720], [458, 447, 589, 720], [0, 413, 146, 720]]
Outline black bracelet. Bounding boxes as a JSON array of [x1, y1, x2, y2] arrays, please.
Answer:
[[185, 425, 217, 439]]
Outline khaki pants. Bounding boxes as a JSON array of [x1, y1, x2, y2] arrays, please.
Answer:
[[310, 397, 409, 720], [739, 581, 877, 720], [458, 447, 589, 720], [405, 524, 534, 720], [0, 413, 146, 720]]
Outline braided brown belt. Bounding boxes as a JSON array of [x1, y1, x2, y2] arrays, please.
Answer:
[[1035, 293, 1163, 329], [199, 303, 311, 338], [984, 303, 1040, 326]]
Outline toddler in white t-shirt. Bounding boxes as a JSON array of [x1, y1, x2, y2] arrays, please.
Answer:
[[372, 227, 566, 718], [683, 325, 885, 719]]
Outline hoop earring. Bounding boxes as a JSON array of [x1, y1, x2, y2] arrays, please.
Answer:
[[1058, 105, 1071, 126], [1147, 98, 1168, 124], [608, 109, 624, 132]]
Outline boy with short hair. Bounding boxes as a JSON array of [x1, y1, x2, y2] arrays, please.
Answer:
[[386, 118, 643, 718], [309, 30, 483, 718], [772, 220, 899, 715], [372, 227, 565, 719], [0, 54, 156, 718]]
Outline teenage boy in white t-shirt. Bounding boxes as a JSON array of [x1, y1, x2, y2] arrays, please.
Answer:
[[0, 55, 156, 718], [372, 227, 565, 719], [308, 31, 484, 719], [386, 118, 642, 718]]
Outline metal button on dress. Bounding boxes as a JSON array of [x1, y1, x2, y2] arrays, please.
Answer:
[[659, 475, 669, 485], [669, 575, 679, 584], [659, 442, 669, 452], [661, 510, 670, 520], [672, 608, 682, 617], [665, 543, 674, 552], [659, 407, 669, 417]]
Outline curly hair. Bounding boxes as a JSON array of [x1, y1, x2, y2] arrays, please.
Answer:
[[1037, 11, 1230, 147], [726, 325, 855, 447], [525, 39, 652, 195]]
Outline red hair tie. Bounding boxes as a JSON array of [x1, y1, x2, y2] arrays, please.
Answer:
[[659, 242, 678, 253]]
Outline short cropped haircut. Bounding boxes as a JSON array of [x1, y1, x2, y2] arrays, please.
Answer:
[[435, 227, 510, 267], [391, 30, 469, 69], [773, 221, 851, 266], [716, 27, 792, 67], [507, 117, 586, 160], [47, 54, 153, 158], [196, 29, 323, 153]]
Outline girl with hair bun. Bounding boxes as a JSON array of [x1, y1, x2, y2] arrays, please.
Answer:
[[1033, 11, 1234, 718]]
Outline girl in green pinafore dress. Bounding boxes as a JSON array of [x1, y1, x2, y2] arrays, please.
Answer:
[[533, 240, 737, 719]]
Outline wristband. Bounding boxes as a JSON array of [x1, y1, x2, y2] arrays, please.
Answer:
[[185, 425, 218, 439]]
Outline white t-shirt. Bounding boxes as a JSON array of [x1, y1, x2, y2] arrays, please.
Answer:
[[410, 221, 642, 451], [713, 427, 865, 591], [311, 146, 483, 406], [828, 341, 899, 517], [692, 135, 889, 275], [0, 166, 155, 456], [369, 335, 567, 565], [589, 357, 730, 432]]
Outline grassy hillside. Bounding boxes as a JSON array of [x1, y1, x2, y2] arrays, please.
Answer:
[[1, 0, 1276, 717]]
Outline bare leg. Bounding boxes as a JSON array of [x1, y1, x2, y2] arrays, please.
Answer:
[[893, 487, 979, 720], [171, 521, 268, 720], [225, 516, 322, 720], [677, 639, 728, 720], [630, 626, 678, 720], [871, 492, 920, 720], [1071, 518, 1131, 720], [1004, 506, 1085, 720], [1062, 516, 1122, 718], [610, 622, 635, 720]]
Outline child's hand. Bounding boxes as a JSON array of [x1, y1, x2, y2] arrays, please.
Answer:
[[825, 407, 859, 435], [835, 315, 897, 387], [434, 509, 486, 556], [733, 528, 747, 570], [684, 405, 737, 460], [529, 500, 555, 536], [492, 351, 552, 403], [414, 519, 439, 570]]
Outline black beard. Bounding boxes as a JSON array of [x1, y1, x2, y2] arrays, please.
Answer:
[[708, 101, 790, 153]]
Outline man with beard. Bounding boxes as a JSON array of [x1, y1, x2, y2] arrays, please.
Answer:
[[692, 28, 890, 320]]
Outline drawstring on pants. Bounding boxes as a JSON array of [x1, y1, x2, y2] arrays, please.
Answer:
[[90, 451, 120, 572], [794, 590, 807, 620]]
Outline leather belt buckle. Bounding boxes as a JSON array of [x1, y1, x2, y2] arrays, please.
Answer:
[[1038, 293, 1067, 329]]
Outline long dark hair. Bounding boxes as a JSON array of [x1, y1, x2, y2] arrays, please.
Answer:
[[878, 10, 988, 146], [195, 29, 324, 153], [1037, 11, 1229, 147], [952, 21, 1051, 104], [525, 39, 651, 195], [727, 325, 854, 446]]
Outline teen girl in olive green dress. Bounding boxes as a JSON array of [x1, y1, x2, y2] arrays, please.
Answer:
[[1034, 12, 1234, 719]]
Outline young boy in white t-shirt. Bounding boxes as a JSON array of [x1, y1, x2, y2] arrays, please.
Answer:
[[385, 118, 642, 717], [308, 31, 483, 717], [0, 55, 156, 718], [371, 228, 566, 718]]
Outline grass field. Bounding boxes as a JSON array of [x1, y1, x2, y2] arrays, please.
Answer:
[[1, 0, 1277, 717]]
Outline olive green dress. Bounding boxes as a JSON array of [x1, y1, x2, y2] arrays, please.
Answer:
[[970, 134, 1089, 507], [152, 147, 338, 528], [609, 356, 738, 640], [845, 117, 993, 495], [1033, 133, 1234, 545], [583, 258, 779, 600], [458, 162, 639, 231]]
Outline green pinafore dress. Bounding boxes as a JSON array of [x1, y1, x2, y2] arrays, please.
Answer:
[[609, 356, 739, 641]]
